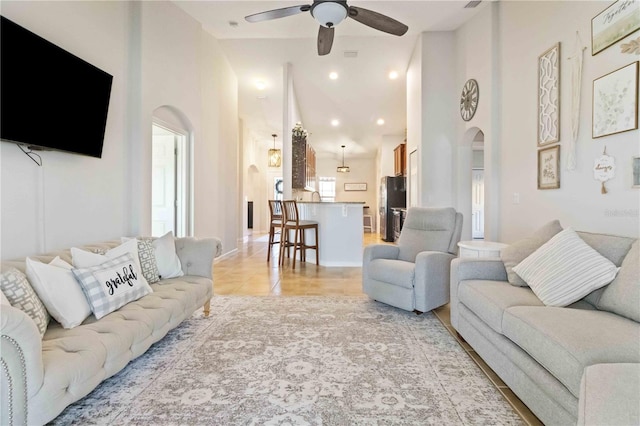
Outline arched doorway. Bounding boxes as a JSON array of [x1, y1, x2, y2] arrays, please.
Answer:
[[458, 127, 485, 241], [151, 106, 193, 237]]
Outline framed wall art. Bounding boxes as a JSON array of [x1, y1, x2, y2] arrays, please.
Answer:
[[538, 145, 561, 189], [633, 156, 640, 187], [592, 0, 640, 56], [593, 61, 639, 138], [344, 182, 367, 191], [538, 43, 561, 146]]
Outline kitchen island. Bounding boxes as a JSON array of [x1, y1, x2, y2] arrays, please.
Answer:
[[297, 201, 364, 267]]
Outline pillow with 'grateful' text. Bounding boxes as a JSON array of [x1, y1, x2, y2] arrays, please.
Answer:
[[72, 253, 152, 319]]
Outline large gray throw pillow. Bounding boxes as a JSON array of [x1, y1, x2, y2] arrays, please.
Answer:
[[501, 220, 563, 287], [597, 240, 639, 322]]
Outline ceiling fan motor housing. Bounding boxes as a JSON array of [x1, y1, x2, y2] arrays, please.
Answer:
[[311, 1, 348, 28]]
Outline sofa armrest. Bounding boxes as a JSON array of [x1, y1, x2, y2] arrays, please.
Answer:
[[1, 305, 44, 425], [175, 237, 222, 279], [450, 258, 507, 330], [578, 363, 640, 426], [414, 251, 456, 312]]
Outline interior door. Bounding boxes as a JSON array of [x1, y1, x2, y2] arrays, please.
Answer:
[[472, 169, 485, 239], [152, 129, 176, 237]]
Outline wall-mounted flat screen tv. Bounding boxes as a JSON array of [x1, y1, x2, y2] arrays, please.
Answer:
[[1, 16, 113, 158]]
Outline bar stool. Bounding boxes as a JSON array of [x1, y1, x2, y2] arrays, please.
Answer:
[[363, 214, 373, 233], [267, 200, 283, 262], [280, 200, 319, 269]]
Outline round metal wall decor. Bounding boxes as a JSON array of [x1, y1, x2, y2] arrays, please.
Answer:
[[460, 79, 479, 121]]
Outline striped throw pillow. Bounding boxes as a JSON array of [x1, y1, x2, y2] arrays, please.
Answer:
[[512, 228, 619, 307]]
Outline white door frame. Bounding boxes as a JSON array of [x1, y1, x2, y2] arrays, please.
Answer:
[[152, 120, 191, 237]]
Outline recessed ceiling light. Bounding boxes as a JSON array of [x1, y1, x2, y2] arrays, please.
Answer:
[[331, 119, 340, 126], [255, 80, 266, 90], [388, 71, 399, 80], [377, 118, 385, 125], [329, 71, 339, 80]]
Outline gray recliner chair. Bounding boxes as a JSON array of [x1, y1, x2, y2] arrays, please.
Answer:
[[363, 207, 463, 312]]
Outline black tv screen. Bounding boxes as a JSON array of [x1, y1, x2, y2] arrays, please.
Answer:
[[1, 16, 113, 158]]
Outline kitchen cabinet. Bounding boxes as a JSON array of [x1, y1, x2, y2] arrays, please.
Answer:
[[292, 135, 316, 190], [394, 143, 406, 176]]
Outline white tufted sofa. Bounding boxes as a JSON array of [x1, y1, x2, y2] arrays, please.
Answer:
[[0, 236, 221, 425]]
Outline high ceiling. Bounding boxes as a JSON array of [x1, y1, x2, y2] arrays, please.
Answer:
[[174, 1, 488, 159]]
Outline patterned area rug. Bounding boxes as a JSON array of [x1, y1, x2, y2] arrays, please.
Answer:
[[52, 296, 523, 425]]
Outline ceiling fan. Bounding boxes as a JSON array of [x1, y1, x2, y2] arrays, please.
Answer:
[[245, 0, 409, 56]]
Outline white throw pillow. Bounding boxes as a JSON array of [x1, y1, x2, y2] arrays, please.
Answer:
[[513, 228, 620, 307], [72, 253, 153, 319], [72, 239, 151, 288], [152, 231, 183, 279], [26, 257, 92, 329]]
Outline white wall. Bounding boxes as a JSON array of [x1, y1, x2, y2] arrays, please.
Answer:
[[455, 3, 499, 241], [497, 1, 639, 240], [407, 32, 457, 211], [1, 1, 130, 259], [1, 0, 241, 260]]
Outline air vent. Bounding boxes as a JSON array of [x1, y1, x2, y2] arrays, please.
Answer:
[[343, 50, 358, 58], [464, 0, 482, 8]]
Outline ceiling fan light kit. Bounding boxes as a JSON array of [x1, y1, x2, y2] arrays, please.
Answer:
[[311, 1, 348, 28], [245, 1, 409, 56]]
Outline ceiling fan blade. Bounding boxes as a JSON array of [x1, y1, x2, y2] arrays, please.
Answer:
[[348, 6, 408, 36], [245, 5, 310, 23], [317, 25, 334, 56]]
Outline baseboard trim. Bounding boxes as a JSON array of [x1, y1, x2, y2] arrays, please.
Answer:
[[215, 248, 238, 263]]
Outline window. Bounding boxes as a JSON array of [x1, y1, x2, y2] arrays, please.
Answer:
[[318, 177, 336, 202]]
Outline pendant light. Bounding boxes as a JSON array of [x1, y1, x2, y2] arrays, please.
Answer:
[[268, 134, 281, 167], [337, 145, 350, 173]]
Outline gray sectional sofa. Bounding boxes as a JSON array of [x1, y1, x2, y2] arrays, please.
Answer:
[[450, 231, 639, 425], [0, 237, 221, 425]]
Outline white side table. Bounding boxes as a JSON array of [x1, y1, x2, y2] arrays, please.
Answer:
[[457, 241, 508, 259]]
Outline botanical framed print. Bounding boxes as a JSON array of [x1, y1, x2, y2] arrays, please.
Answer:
[[538, 145, 561, 190], [592, 0, 640, 56], [593, 61, 639, 138], [538, 43, 561, 146]]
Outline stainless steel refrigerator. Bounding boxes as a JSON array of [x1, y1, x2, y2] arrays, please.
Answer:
[[379, 176, 406, 242]]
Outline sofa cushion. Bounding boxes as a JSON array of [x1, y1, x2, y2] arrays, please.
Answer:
[[502, 306, 640, 398], [597, 240, 639, 322], [368, 259, 415, 289], [0, 267, 50, 336], [458, 280, 543, 334], [501, 220, 563, 287], [512, 228, 619, 307]]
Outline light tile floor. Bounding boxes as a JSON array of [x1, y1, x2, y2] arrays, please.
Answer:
[[214, 231, 542, 425]]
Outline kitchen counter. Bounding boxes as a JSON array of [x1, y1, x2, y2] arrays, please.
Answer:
[[297, 202, 364, 267], [297, 201, 365, 204]]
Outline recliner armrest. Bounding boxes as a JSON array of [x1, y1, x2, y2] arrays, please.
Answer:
[[363, 244, 400, 263], [414, 251, 456, 312]]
